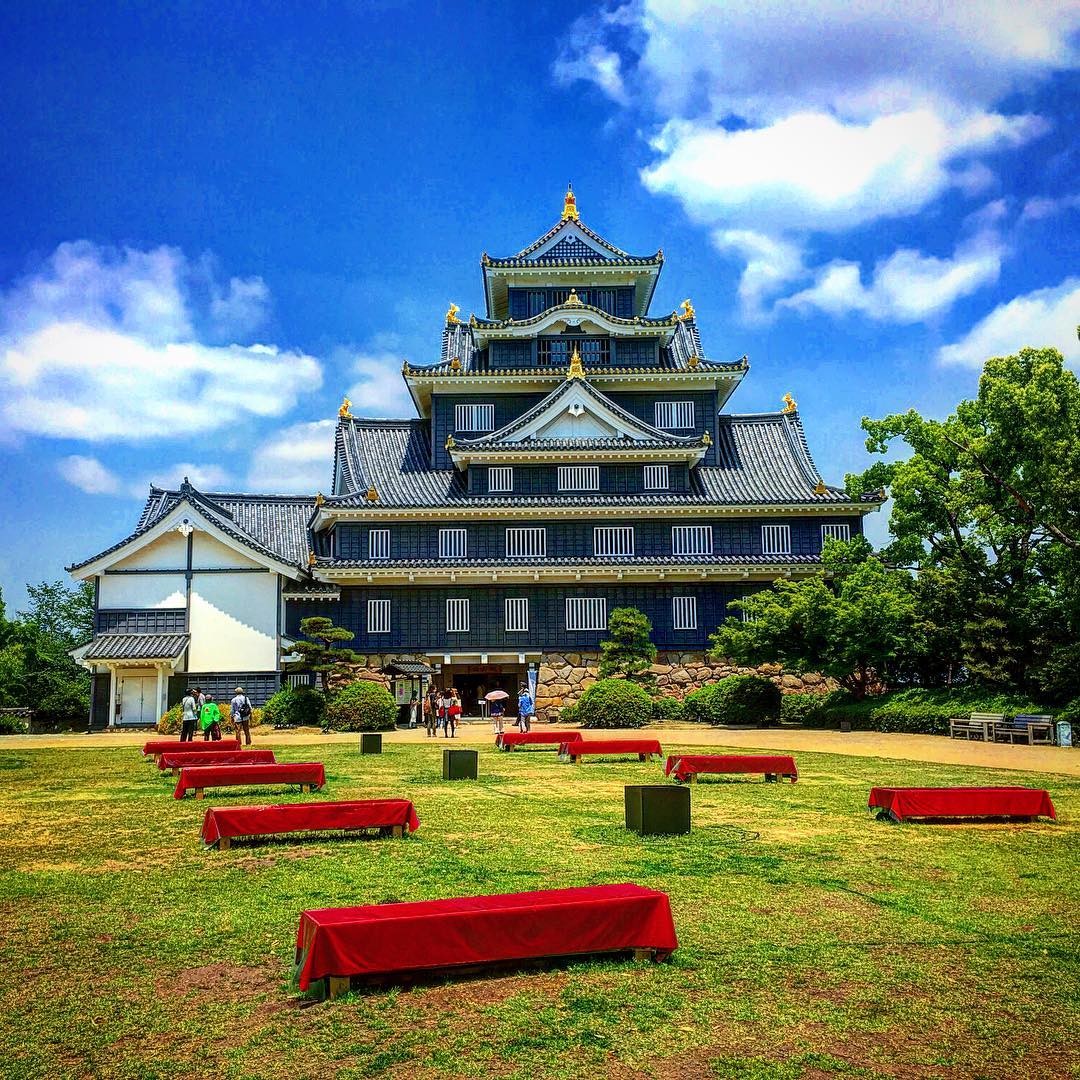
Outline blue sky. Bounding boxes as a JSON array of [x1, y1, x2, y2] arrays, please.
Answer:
[[1, 1, 1078, 608]]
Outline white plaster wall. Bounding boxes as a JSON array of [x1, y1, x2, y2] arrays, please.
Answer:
[[112, 530, 189, 570], [193, 532, 264, 570], [98, 573, 186, 609], [187, 571, 278, 672]]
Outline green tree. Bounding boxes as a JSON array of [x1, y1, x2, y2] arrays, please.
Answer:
[[288, 616, 364, 693], [710, 538, 918, 699], [598, 606, 657, 681]]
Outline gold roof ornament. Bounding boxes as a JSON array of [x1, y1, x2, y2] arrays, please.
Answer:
[[365, 486, 379, 503], [445, 302, 461, 325], [678, 298, 696, 321], [450, 356, 461, 371], [687, 355, 700, 369], [338, 396, 353, 419], [307, 550, 317, 568], [314, 492, 325, 507], [565, 287, 583, 307], [566, 346, 585, 381], [445, 434, 455, 450], [562, 183, 579, 221], [814, 480, 827, 496], [702, 431, 712, 446], [781, 392, 797, 414]]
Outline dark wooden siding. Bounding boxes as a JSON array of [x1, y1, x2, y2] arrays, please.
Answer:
[[466, 463, 692, 497], [95, 608, 187, 634]]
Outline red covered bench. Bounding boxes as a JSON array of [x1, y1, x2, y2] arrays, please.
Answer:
[[497, 731, 583, 750], [173, 762, 325, 800], [294, 883, 678, 998], [868, 787, 1056, 823], [559, 739, 663, 764], [202, 799, 420, 850], [665, 754, 798, 783], [143, 738, 240, 761], [159, 749, 276, 774]]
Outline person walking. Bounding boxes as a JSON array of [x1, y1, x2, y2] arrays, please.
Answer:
[[180, 688, 198, 742], [424, 688, 436, 737], [409, 692, 419, 730], [230, 686, 253, 746], [200, 693, 222, 741], [436, 688, 450, 736], [517, 684, 533, 733], [447, 688, 462, 738], [490, 697, 505, 737]]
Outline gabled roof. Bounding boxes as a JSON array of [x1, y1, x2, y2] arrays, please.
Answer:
[[76, 633, 190, 662]]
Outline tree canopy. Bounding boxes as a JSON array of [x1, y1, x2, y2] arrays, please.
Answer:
[[287, 616, 364, 692], [598, 606, 657, 681]]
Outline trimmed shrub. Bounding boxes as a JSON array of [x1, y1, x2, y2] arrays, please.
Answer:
[[556, 703, 577, 725], [262, 687, 325, 729], [681, 676, 781, 726], [779, 693, 829, 726], [681, 684, 716, 724], [323, 680, 397, 732], [575, 678, 653, 729], [652, 695, 684, 723], [0, 712, 30, 735]]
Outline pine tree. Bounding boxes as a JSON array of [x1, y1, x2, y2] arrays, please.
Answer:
[[599, 607, 657, 681], [288, 616, 364, 693]]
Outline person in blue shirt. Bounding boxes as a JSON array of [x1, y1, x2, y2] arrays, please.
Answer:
[[517, 685, 533, 733]]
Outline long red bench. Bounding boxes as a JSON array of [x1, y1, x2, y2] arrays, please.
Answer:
[[869, 787, 1056, 823], [143, 738, 240, 760], [159, 750, 276, 774], [294, 882, 677, 997], [665, 754, 798, 783], [559, 739, 663, 763], [497, 731, 583, 750], [173, 762, 325, 800], [202, 799, 420, 850]]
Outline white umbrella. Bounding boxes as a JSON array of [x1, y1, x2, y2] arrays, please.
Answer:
[[484, 690, 510, 701]]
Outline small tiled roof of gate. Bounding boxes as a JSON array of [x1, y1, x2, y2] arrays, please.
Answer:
[[81, 633, 190, 661], [327, 411, 869, 509]]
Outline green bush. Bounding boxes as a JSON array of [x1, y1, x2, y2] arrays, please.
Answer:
[[574, 678, 653, 729], [681, 676, 781, 726], [323, 680, 396, 732], [0, 712, 30, 735], [681, 684, 717, 724], [652, 695, 684, 722], [157, 701, 266, 735], [779, 694, 829, 726], [262, 686, 325, 729], [1055, 697, 1080, 726], [556, 703, 577, 725]]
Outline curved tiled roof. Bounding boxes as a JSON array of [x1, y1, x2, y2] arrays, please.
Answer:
[[315, 553, 822, 571], [481, 215, 661, 265]]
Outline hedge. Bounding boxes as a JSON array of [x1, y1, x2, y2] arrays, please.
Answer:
[[323, 680, 397, 732], [683, 675, 781, 727], [262, 686, 326, 729], [651, 695, 684, 722], [575, 678, 653, 729]]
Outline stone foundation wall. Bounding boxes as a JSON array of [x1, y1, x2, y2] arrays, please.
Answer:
[[536, 650, 833, 720]]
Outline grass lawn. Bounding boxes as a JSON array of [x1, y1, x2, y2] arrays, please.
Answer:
[[0, 739, 1077, 1079]]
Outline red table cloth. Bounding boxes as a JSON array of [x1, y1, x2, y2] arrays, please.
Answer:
[[560, 739, 663, 760], [143, 738, 240, 757], [173, 762, 325, 799], [498, 731, 583, 750], [159, 750, 276, 771], [664, 754, 798, 783], [294, 883, 677, 990], [868, 787, 1056, 822], [202, 799, 420, 846]]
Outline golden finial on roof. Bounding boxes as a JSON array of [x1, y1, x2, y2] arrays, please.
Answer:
[[446, 302, 461, 325], [450, 356, 461, 371], [562, 183, 579, 221], [702, 431, 712, 446], [782, 392, 797, 414], [338, 396, 353, 419], [565, 288, 583, 307], [678, 298, 695, 321], [365, 486, 379, 503], [307, 550, 317, 568], [566, 346, 585, 381], [469, 313, 478, 328], [445, 434, 455, 450], [688, 355, 700, 369], [314, 492, 325, 507], [814, 480, 827, 496]]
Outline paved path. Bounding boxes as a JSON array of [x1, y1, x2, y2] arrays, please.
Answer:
[[4, 724, 1077, 776]]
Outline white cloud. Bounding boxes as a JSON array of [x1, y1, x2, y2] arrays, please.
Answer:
[[345, 351, 416, 417], [711, 230, 805, 320], [58, 455, 232, 498], [57, 455, 125, 496], [209, 275, 271, 338], [938, 278, 1080, 368], [0, 241, 321, 442], [1020, 193, 1080, 222], [553, 43, 628, 103], [247, 419, 336, 494]]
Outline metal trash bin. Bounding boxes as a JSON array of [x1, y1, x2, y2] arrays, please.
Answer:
[[1056, 720, 1072, 748], [360, 732, 383, 754]]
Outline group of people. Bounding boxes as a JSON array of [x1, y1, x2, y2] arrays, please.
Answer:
[[420, 683, 535, 737], [179, 686, 254, 745]]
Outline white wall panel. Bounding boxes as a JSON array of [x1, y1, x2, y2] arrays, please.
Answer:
[[192, 532, 264, 570], [98, 574, 186, 609], [187, 572, 278, 672], [111, 530, 188, 570]]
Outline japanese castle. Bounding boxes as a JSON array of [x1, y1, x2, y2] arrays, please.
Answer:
[[69, 188, 881, 727]]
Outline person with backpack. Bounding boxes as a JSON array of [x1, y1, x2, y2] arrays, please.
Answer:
[[230, 686, 253, 745], [517, 684, 533, 733], [180, 688, 199, 742], [200, 693, 222, 741]]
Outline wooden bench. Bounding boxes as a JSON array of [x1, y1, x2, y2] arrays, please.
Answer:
[[868, 786, 1056, 823], [559, 739, 663, 764], [948, 713, 1004, 741], [994, 714, 1055, 745], [173, 762, 325, 799], [142, 737, 241, 762], [159, 749, 276, 775], [293, 883, 678, 998]]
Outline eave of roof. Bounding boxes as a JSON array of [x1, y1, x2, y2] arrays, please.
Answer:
[[78, 632, 190, 662]]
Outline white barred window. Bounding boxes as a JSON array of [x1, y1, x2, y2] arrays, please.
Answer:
[[643, 464, 669, 490], [821, 523, 851, 544], [672, 596, 697, 631], [672, 525, 712, 556], [506, 527, 546, 558], [558, 465, 600, 491], [505, 598, 529, 632], [488, 467, 513, 493], [369, 529, 390, 560], [455, 403, 495, 431], [446, 598, 470, 632], [439, 528, 468, 559], [654, 401, 694, 429], [593, 526, 635, 556], [566, 597, 607, 631], [367, 599, 390, 634], [762, 525, 792, 556]]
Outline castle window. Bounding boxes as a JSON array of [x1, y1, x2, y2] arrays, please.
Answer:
[[488, 467, 513, 493], [593, 526, 634, 557], [367, 599, 390, 634], [821, 523, 851, 544], [505, 598, 529, 632], [762, 525, 792, 556], [643, 465, 669, 490], [672, 525, 712, 556], [566, 597, 607, 631], [446, 598, 470, 633], [439, 528, 468, 559], [506, 527, 546, 559], [369, 529, 390, 560], [558, 465, 599, 492], [455, 404, 494, 432], [654, 401, 694, 429], [672, 596, 697, 631]]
